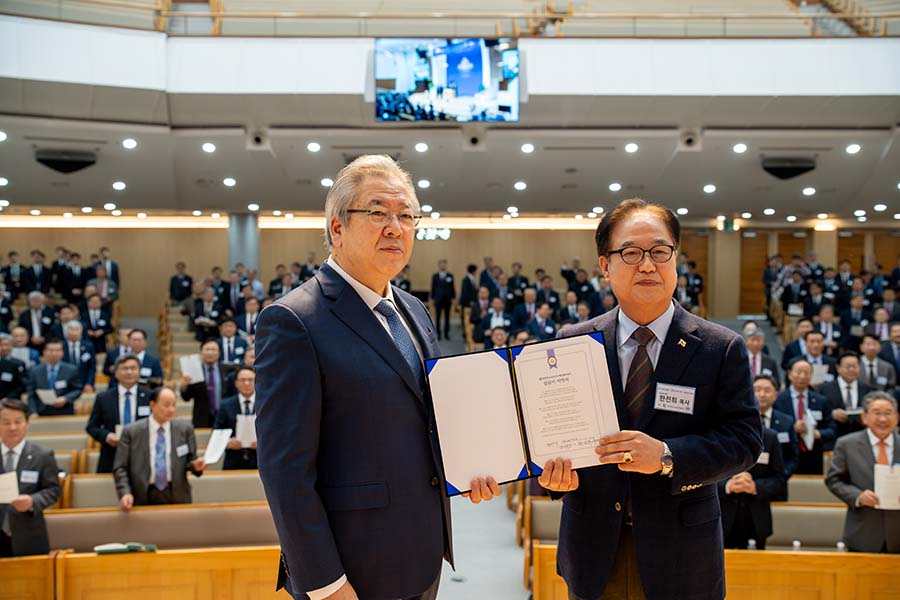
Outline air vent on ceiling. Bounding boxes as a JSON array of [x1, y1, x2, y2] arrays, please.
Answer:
[[194, 178, 217, 188], [294, 178, 312, 185], [561, 183, 578, 189], [564, 167, 578, 174]]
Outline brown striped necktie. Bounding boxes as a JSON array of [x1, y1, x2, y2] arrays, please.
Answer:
[[625, 327, 656, 423]]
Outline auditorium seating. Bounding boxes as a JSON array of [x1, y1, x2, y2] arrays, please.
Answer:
[[787, 475, 840, 504], [29, 433, 91, 453], [0, 0, 158, 30], [768, 503, 846, 549]]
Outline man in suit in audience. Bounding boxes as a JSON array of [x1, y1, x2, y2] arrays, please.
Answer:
[[864, 307, 893, 343], [213, 365, 258, 470], [479, 255, 496, 290], [780, 270, 808, 314], [819, 351, 874, 442], [815, 304, 843, 357], [840, 295, 872, 352], [26, 339, 82, 416], [774, 358, 836, 474], [826, 391, 900, 552], [3, 251, 24, 299], [222, 271, 244, 316], [803, 330, 837, 387], [300, 252, 319, 282], [101, 326, 132, 378], [859, 334, 897, 392], [430, 259, 455, 340], [86, 265, 118, 305], [0, 286, 12, 333], [457, 264, 478, 333], [0, 335, 28, 400], [109, 329, 162, 388], [754, 374, 798, 494], [0, 398, 61, 557], [17, 292, 55, 351], [803, 281, 827, 319], [60, 252, 89, 303], [114, 387, 206, 510], [61, 321, 96, 393], [477, 296, 512, 343], [525, 302, 556, 341], [879, 287, 900, 321], [97, 247, 120, 286], [9, 328, 39, 369], [50, 247, 69, 294], [236, 297, 260, 337], [268, 264, 288, 297], [512, 287, 539, 330], [180, 338, 232, 428], [192, 287, 223, 342], [879, 322, 900, 377], [508, 262, 530, 304], [86, 354, 151, 473], [537, 276, 561, 318], [216, 317, 248, 365], [745, 328, 781, 389], [780, 318, 814, 371], [558, 290, 581, 324], [169, 262, 193, 304], [21, 251, 51, 294], [82, 294, 113, 355]]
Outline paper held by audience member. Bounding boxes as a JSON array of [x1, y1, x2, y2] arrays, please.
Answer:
[[874, 464, 900, 510], [810, 364, 831, 386], [0, 471, 19, 503], [36, 389, 58, 406], [235, 415, 257, 448], [801, 409, 817, 450], [179, 354, 205, 383], [10, 347, 33, 367], [115, 424, 123, 437], [203, 429, 232, 464]]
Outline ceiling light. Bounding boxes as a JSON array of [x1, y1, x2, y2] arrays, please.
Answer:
[[741, 212, 752, 219], [415, 142, 428, 153], [786, 215, 797, 222], [716, 215, 726, 222], [285, 213, 294, 219], [321, 178, 334, 187], [417, 179, 430, 189], [520, 143, 534, 154], [845, 143, 861, 155], [732, 143, 747, 154], [676, 208, 688, 215], [763, 208, 775, 216], [63, 212, 72, 218], [0, 177, 7, 187], [507, 206, 518, 213], [306, 142, 321, 153], [202, 142, 216, 153], [103, 203, 116, 211], [211, 212, 221, 219], [854, 209, 866, 217], [802, 187, 816, 196], [502, 214, 512, 220], [817, 213, 828, 219], [272, 210, 282, 216], [588, 212, 598, 218], [897, 182, 900, 190], [137, 212, 147, 219], [609, 182, 622, 192], [111, 209, 122, 216], [593, 206, 604, 213], [30, 209, 41, 216], [703, 184, 717, 194], [894, 213, 900, 219], [510, 212, 519, 218], [624, 143, 639, 154], [857, 216, 867, 222], [874, 203, 887, 212], [122, 138, 137, 150], [0, 200, 8, 207], [81, 206, 93, 213], [247, 203, 260, 212], [574, 214, 583, 220], [431, 212, 441, 219], [0, 131, 7, 142], [192, 210, 202, 216], [514, 181, 527, 191], [112, 181, 126, 191], [223, 177, 236, 187], [421, 204, 433, 212]]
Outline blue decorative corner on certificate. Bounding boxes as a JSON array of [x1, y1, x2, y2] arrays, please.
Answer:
[[509, 345, 525, 361], [445, 481, 462, 497], [588, 332, 605, 346], [425, 358, 439, 375], [530, 461, 544, 476]]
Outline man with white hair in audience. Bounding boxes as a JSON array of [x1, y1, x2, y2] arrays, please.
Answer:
[[61, 320, 96, 393], [744, 327, 781, 389], [16, 292, 55, 351]]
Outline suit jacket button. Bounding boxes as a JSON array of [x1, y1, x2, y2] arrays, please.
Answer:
[[614, 502, 622, 512], [431, 477, 439, 487]]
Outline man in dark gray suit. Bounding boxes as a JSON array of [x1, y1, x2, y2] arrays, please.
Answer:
[[826, 391, 900, 552], [113, 387, 206, 510], [0, 398, 61, 557], [25, 339, 82, 416]]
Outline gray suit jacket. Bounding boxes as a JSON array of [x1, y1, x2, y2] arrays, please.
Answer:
[[112, 419, 202, 506], [26, 361, 82, 416], [859, 357, 897, 392], [1, 441, 61, 556], [826, 429, 900, 552]]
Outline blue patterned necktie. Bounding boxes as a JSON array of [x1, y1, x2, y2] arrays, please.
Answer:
[[48, 364, 58, 391], [374, 300, 424, 392], [154, 426, 168, 491], [122, 391, 132, 426]]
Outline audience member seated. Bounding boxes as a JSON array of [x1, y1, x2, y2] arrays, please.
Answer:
[[9, 327, 40, 368], [0, 335, 27, 400], [300, 251, 319, 281], [192, 288, 223, 342], [820, 351, 873, 442], [86, 265, 118, 306], [267, 264, 287, 297], [21, 250, 51, 294], [558, 291, 580, 324], [754, 374, 798, 489], [745, 328, 780, 389], [180, 338, 233, 428], [673, 275, 698, 313], [468, 286, 491, 336], [217, 317, 248, 365], [26, 339, 82, 416], [512, 288, 538, 330], [536, 276, 560, 316], [110, 329, 162, 388], [222, 271, 244, 316], [17, 291, 55, 351], [825, 391, 900, 553], [61, 320, 96, 393], [169, 261, 193, 304], [781, 270, 808, 315], [781, 318, 813, 371], [864, 306, 893, 343], [560, 257, 581, 287], [213, 365, 258, 470], [102, 326, 133, 379], [49, 303, 78, 340], [526, 303, 556, 341], [496, 274, 515, 312], [880, 287, 899, 320], [114, 387, 207, 511], [477, 297, 512, 346], [814, 304, 842, 357], [569, 269, 595, 303], [82, 294, 113, 355], [246, 269, 265, 301], [485, 327, 509, 351], [803, 281, 827, 319], [236, 297, 260, 337], [86, 354, 151, 473], [859, 334, 897, 392], [223, 345, 254, 396], [774, 358, 835, 474], [803, 330, 837, 386], [0, 398, 61, 557]]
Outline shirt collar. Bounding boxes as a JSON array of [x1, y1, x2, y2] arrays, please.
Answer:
[[239, 393, 256, 405], [867, 427, 894, 448], [327, 255, 396, 311], [3, 438, 26, 457], [763, 406, 774, 420], [118, 384, 137, 396], [136, 351, 145, 362], [617, 301, 676, 349], [149, 415, 170, 434]]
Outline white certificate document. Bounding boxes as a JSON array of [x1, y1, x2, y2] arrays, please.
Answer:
[[235, 415, 257, 448], [179, 354, 205, 383], [801, 409, 817, 450], [0, 470, 19, 503], [514, 334, 619, 470], [874, 464, 900, 510], [810, 364, 830, 386], [10, 347, 32, 367], [36, 389, 58, 406], [204, 428, 233, 464]]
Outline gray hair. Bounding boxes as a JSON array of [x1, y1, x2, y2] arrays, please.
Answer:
[[862, 391, 898, 412], [0, 333, 10, 342], [323, 154, 418, 250], [743, 327, 765, 341], [27, 291, 45, 302], [64, 321, 83, 333]]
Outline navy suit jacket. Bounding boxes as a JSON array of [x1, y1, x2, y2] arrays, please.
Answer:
[[85, 385, 151, 472], [555, 304, 762, 600], [26, 361, 82, 416], [212, 394, 258, 470], [254, 264, 451, 600], [62, 338, 97, 387], [767, 408, 799, 486], [16, 306, 56, 340], [107, 352, 162, 388], [525, 317, 556, 341], [81, 309, 113, 354], [430, 272, 456, 305], [774, 387, 836, 463], [217, 336, 249, 365]]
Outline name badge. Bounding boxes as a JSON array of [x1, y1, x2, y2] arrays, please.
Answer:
[[138, 406, 150, 417], [877, 376, 888, 386], [833, 331, 841, 339], [235, 346, 245, 355], [0, 307, 7, 314], [824, 292, 835, 299], [20, 470, 39, 484], [545, 326, 554, 334], [519, 282, 526, 289], [504, 319, 511, 327], [182, 281, 190, 287], [810, 410, 823, 420], [41, 316, 52, 325], [0, 372, 12, 382], [506, 293, 514, 300], [777, 431, 790, 444], [654, 383, 696, 415], [762, 368, 773, 376], [98, 319, 106, 326], [176, 443, 189, 457], [550, 297, 558, 304], [757, 452, 770, 465], [446, 276, 453, 283], [824, 374, 835, 383], [81, 353, 91, 362], [54, 380, 67, 390], [140, 367, 152, 377], [210, 311, 219, 318]]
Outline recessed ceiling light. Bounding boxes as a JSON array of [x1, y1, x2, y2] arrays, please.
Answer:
[[421, 204, 433, 212], [763, 208, 775, 216], [874, 203, 887, 212], [802, 187, 816, 196], [510, 212, 519, 218], [732, 143, 747, 154], [321, 178, 334, 187], [593, 206, 604, 213], [0, 177, 8, 187], [897, 182, 900, 190], [247, 203, 260, 212], [417, 179, 430, 189], [122, 138, 137, 150], [111, 209, 122, 216], [211, 212, 221, 219], [514, 181, 527, 191], [431, 211, 441, 219], [81, 206, 93, 213], [575, 214, 583, 220], [786, 215, 797, 222], [520, 143, 534, 154], [306, 142, 321, 153], [415, 142, 428, 153], [0, 131, 7, 142], [137, 212, 147, 219], [854, 209, 866, 217], [703, 184, 717, 194], [716, 215, 726, 222], [0, 200, 8, 207], [857, 216, 867, 222], [103, 203, 116, 211], [894, 213, 900, 220], [741, 212, 752, 219], [609, 182, 622, 192], [588, 212, 598, 218], [63, 212, 72, 218], [192, 210, 202, 216], [503, 214, 512, 220], [202, 142, 216, 153], [817, 213, 828, 219], [507, 206, 518, 213], [112, 181, 126, 191], [845, 143, 861, 154], [272, 210, 282, 216], [223, 177, 236, 187], [624, 143, 639, 154], [676, 207, 688, 215], [284, 213, 294, 219], [30, 209, 41, 216]]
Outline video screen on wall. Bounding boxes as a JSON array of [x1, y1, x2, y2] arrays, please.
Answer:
[[375, 38, 520, 123]]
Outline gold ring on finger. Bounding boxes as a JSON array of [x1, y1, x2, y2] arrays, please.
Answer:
[[622, 451, 634, 464]]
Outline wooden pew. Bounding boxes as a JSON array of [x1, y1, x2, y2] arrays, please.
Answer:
[[0, 551, 57, 600]]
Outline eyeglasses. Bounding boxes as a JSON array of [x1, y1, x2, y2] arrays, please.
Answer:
[[346, 208, 421, 229], [607, 244, 676, 266]]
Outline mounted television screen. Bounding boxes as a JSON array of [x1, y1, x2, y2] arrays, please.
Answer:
[[375, 38, 520, 123]]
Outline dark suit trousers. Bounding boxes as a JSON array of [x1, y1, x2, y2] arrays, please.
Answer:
[[723, 502, 762, 550], [0, 530, 12, 558], [146, 484, 176, 505], [568, 526, 646, 600], [400, 573, 440, 600], [434, 301, 451, 338]]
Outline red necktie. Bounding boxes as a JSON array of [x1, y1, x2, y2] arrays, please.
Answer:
[[797, 393, 807, 451]]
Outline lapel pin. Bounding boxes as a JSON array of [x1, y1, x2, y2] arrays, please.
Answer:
[[678, 339, 687, 348]]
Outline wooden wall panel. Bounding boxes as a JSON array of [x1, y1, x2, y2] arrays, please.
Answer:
[[679, 230, 709, 286], [777, 231, 810, 261], [837, 231, 866, 271], [740, 233, 769, 314], [873, 231, 900, 270]]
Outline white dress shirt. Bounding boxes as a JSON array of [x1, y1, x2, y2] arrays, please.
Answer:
[[147, 416, 172, 484], [118, 384, 138, 425], [762, 407, 774, 430], [616, 301, 675, 390], [238, 393, 256, 415], [839, 378, 858, 410], [867, 428, 894, 463], [2, 438, 26, 471], [30, 309, 42, 338]]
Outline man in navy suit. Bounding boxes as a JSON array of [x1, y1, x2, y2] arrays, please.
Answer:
[[525, 302, 557, 341], [255, 155, 500, 600], [217, 318, 248, 365], [26, 339, 82, 416], [457, 264, 478, 333], [880, 322, 900, 376], [780, 318, 814, 372], [108, 329, 162, 388], [82, 294, 113, 355], [754, 374, 798, 497], [101, 326, 132, 379], [539, 199, 762, 600], [429, 259, 455, 340], [98, 247, 120, 286], [236, 297, 260, 336], [774, 358, 836, 474], [21, 251, 52, 294], [213, 365, 258, 470], [477, 296, 512, 344], [512, 287, 539, 330], [61, 321, 96, 393], [179, 338, 232, 428], [85, 354, 151, 472]]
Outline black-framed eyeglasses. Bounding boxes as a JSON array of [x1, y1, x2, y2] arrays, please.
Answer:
[[346, 208, 422, 229], [607, 244, 677, 266]]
